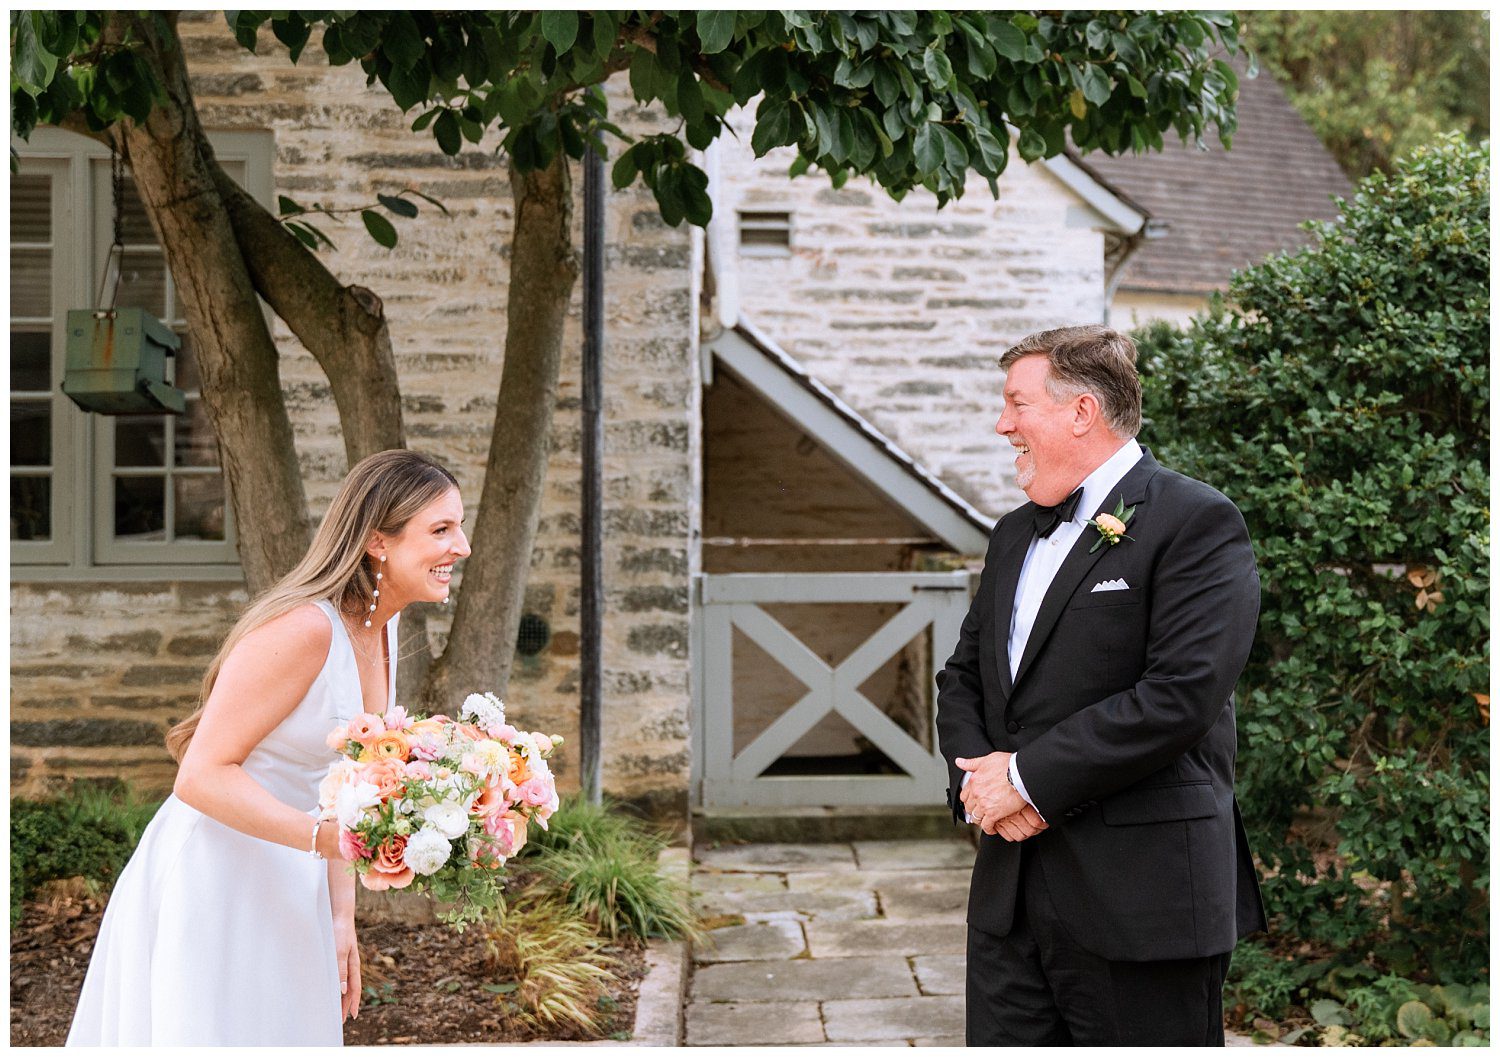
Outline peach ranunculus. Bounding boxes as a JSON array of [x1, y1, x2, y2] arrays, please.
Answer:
[[347, 712, 386, 745], [369, 728, 411, 760], [1094, 513, 1127, 536], [358, 756, 408, 799], [507, 749, 532, 786], [362, 835, 414, 890]]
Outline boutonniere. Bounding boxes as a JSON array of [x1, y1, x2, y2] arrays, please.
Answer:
[[1087, 497, 1137, 553]]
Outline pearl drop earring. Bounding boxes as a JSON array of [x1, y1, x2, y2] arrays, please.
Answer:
[[365, 554, 385, 628]]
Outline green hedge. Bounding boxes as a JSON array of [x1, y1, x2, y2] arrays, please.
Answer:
[[1135, 135, 1488, 978], [10, 781, 163, 925]]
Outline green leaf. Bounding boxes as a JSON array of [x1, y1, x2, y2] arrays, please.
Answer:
[[922, 46, 953, 90], [972, 124, 1007, 176], [361, 209, 398, 248], [611, 146, 639, 190], [990, 20, 1027, 62], [936, 124, 968, 171], [384, 56, 432, 112], [382, 13, 427, 72], [1125, 74, 1147, 100], [540, 10, 578, 54], [12, 14, 58, 94], [377, 193, 418, 218], [750, 97, 790, 156], [628, 46, 659, 102], [1017, 126, 1046, 161], [276, 194, 305, 216], [410, 108, 439, 132], [433, 109, 461, 155], [912, 122, 942, 172], [1080, 64, 1112, 106], [696, 10, 735, 54], [1311, 999, 1351, 1028], [271, 16, 312, 64]]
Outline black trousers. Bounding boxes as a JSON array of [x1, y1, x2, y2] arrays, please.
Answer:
[[966, 845, 1231, 1046]]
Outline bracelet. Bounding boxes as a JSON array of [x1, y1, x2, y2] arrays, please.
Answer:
[[310, 816, 325, 860]]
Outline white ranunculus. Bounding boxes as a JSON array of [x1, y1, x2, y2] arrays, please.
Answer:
[[422, 799, 471, 840], [334, 781, 381, 828], [404, 826, 452, 875]]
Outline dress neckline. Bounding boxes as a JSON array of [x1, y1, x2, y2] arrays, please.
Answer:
[[321, 599, 396, 717]]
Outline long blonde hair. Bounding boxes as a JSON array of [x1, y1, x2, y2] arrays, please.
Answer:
[[166, 449, 459, 762]]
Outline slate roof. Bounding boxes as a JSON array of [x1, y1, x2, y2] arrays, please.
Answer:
[[1077, 67, 1351, 295]]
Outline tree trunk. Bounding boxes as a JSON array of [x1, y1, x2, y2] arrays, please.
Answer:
[[209, 172, 406, 465], [109, 13, 309, 593], [423, 155, 580, 706]]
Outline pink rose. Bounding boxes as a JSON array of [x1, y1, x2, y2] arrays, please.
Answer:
[[339, 828, 372, 860], [470, 779, 509, 819], [362, 835, 414, 891], [518, 777, 552, 808], [325, 724, 350, 751], [382, 704, 411, 730], [492, 723, 519, 742], [459, 753, 485, 776], [410, 735, 442, 761], [485, 811, 528, 856], [405, 761, 432, 781]]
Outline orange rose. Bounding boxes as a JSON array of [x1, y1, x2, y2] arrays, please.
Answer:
[[362, 835, 414, 891], [359, 757, 408, 799], [369, 729, 410, 760]]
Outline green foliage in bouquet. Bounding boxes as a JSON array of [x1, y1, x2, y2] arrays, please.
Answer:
[[10, 781, 163, 923], [523, 797, 698, 942], [1135, 136, 1488, 977]]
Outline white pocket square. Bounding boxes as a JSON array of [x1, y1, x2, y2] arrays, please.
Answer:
[[1091, 578, 1130, 593]]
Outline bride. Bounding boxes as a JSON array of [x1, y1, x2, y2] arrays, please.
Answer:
[[67, 449, 471, 1046]]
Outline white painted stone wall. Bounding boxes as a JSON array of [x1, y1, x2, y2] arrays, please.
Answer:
[[12, 16, 697, 815], [714, 109, 1115, 522]]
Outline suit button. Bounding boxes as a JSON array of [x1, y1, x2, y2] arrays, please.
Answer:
[[1005, 720, 1020, 734]]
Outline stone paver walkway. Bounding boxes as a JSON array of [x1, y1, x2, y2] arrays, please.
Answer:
[[685, 838, 973, 1046]]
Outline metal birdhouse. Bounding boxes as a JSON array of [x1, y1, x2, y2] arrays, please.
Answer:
[[61, 308, 186, 415]]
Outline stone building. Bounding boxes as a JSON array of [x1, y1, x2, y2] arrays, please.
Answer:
[[9, 20, 1346, 821]]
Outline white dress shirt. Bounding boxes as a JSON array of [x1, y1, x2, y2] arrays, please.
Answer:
[[965, 437, 1143, 824]]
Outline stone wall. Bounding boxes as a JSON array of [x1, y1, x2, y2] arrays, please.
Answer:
[[10, 15, 698, 815], [714, 116, 1114, 522]]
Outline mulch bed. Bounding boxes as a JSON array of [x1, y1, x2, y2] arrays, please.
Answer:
[[11, 881, 646, 1047]]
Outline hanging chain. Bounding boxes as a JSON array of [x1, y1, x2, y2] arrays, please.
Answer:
[[94, 135, 127, 312]]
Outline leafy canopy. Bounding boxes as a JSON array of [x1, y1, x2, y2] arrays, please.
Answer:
[[1243, 10, 1490, 179], [1136, 135, 1489, 979], [12, 10, 1244, 226]]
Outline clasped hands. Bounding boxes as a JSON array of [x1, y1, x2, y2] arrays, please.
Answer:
[[956, 751, 1049, 842]]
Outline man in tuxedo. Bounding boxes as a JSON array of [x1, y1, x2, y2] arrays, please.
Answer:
[[935, 324, 1266, 1046]]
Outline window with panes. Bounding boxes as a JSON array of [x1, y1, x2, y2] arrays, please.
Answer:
[[9, 129, 271, 575]]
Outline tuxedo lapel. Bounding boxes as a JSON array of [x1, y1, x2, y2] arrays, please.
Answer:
[[1011, 450, 1161, 693], [991, 509, 1035, 698]]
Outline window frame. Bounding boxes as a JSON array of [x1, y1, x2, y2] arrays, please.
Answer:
[[10, 127, 274, 583]]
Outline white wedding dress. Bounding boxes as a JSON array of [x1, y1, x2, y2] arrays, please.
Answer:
[[67, 600, 397, 1047]]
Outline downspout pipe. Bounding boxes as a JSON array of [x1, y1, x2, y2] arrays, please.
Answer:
[[579, 146, 605, 804]]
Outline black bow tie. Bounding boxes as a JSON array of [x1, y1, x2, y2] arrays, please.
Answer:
[[1032, 487, 1084, 539]]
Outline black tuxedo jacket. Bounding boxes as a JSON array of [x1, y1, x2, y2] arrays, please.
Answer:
[[936, 449, 1267, 962]]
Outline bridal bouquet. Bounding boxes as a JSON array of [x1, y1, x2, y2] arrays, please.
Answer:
[[318, 692, 562, 927]]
